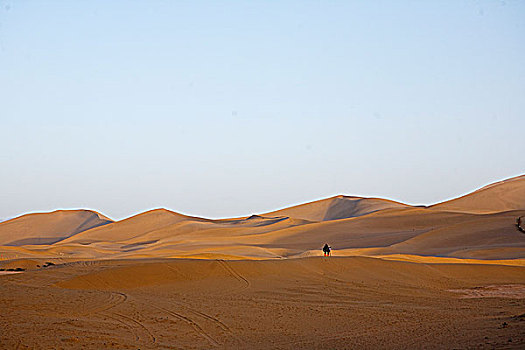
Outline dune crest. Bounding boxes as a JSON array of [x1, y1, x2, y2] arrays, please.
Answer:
[[1, 175, 525, 260], [264, 195, 410, 221], [0, 209, 113, 246], [430, 174, 525, 213], [58, 208, 205, 245]]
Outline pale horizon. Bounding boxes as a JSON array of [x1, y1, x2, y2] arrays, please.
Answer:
[[2, 172, 524, 222], [2, 1, 524, 221]]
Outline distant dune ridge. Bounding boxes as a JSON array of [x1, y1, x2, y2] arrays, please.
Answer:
[[0, 210, 113, 246], [1, 175, 524, 260], [59, 208, 201, 245], [263, 195, 409, 221], [430, 174, 525, 213]]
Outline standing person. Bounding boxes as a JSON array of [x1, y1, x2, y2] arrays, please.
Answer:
[[322, 243, 331, 257]]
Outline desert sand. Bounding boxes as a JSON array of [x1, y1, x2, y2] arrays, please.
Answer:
[[1, 175, 525, 349]]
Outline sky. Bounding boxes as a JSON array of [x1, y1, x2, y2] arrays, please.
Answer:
[[1, 0, 524, 220]]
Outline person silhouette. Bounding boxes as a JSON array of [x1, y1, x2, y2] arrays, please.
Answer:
[[322, 243, 331, 257]]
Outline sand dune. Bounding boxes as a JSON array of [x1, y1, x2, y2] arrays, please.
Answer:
[[431, 174, 525, 213], [372, 210, 525, 258], [264, 195, 410, 221], [241, 208, 525, 259], [0, 209, 112, 246], [57, 211, 308, 250], [58, 208, 203, 245], [3, 206, 522, 260], [1, 175, 524, 261]]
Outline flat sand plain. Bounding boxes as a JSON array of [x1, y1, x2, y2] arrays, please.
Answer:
[[1, 257, 524, 349]]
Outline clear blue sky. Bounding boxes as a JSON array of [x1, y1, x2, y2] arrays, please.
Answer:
[[1, 1, 524, 220]]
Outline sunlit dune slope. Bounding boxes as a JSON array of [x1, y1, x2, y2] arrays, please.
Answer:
[[2, 175, 525, 261], [431, 175, 525, 213], [59, 208, 204, 245], [370, 210, 525, 259], [55, 256, 525, 291], [39, 207, 524, 260], [238, 208, 525, 259], [0, 210, 112, 246], [263, 195, 410, 221], [58, 209, 309, 247]]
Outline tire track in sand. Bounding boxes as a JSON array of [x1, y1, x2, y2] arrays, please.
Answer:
[[181, 306, 231, 333], [88, 292, 156, 346], [152, 304, 219, 347], [217, 259, 250, 288], [90, 291, 128, 314], [170, 301, 245, 346], [102, 313, 140, 342], [106, 311, 156, 345]]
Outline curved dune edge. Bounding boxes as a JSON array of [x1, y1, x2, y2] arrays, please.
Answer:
[[3, 253, 525, 277], [292, 250, 525, 266], [430, 174, 525, 213], [53, 255, 525, 292], [370, 254, 525, 267], [0, 209, 113, 246], [1, 174, 524, 263]]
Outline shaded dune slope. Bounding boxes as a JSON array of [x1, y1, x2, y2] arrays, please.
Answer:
[[238, 208, 525, 259], [59, 208, 203, 245], [0, 210, 113, 246], [58, 210, 309, 248], [263, 195, 410, 221], [1, 174, 525, 260]]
